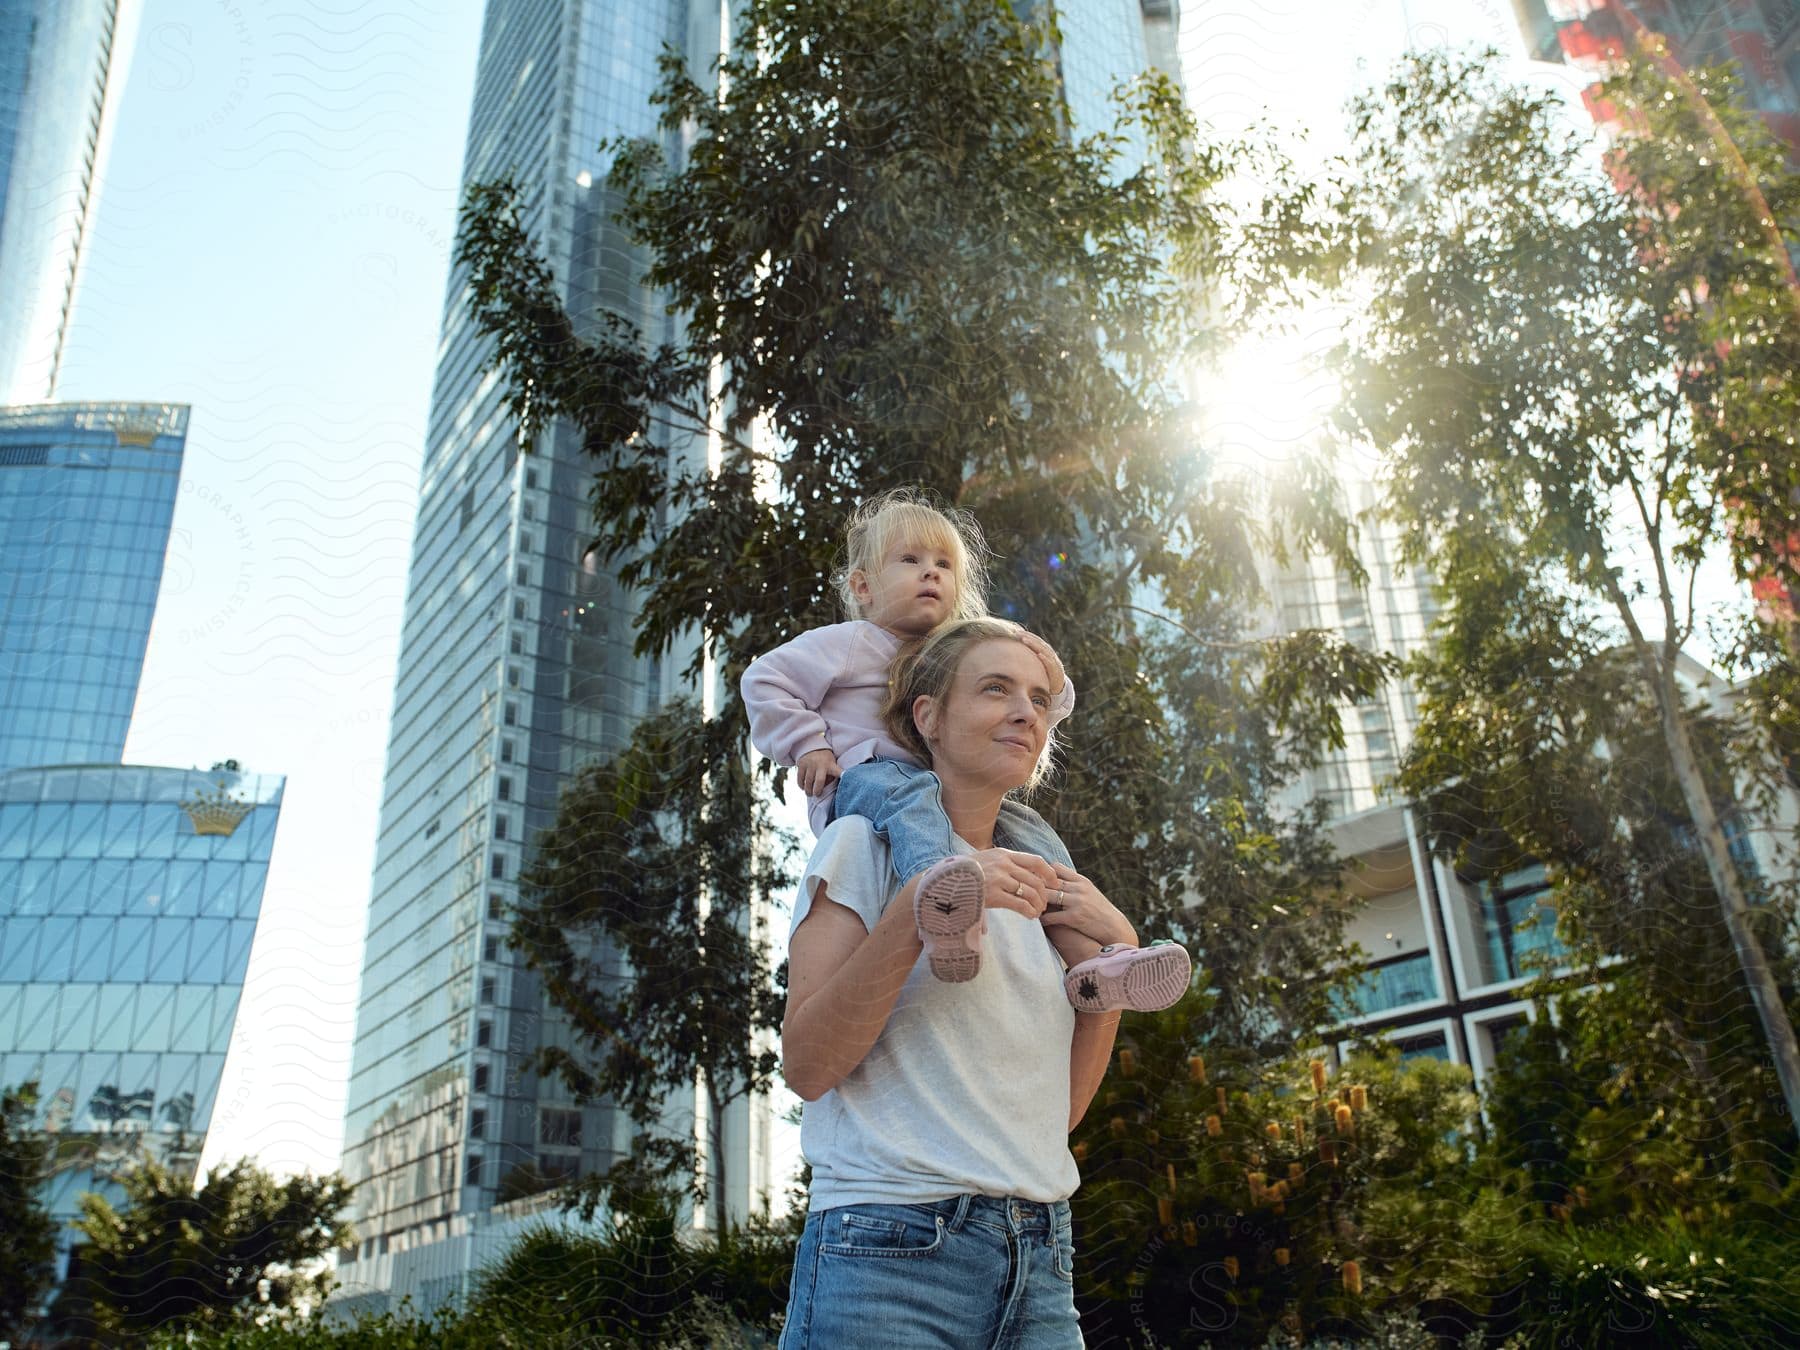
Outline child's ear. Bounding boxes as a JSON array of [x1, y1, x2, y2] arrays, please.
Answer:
[[848, 569, 871, 607]]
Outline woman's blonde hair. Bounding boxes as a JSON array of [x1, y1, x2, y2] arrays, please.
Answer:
[[837, 487, 989, 624], [882, 618, 1059, 794]]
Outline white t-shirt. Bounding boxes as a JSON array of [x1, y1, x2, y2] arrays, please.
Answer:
[[791, 817, 1081, 1211]]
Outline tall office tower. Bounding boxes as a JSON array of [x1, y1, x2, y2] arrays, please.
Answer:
[[337, 0, 1182, 1311], [0, 0, 134, 403], [1514, 0, 1800, 158], [336, 0, 733, 1312], [0, 402, 285, 1300], [0, 402, 182, 770]]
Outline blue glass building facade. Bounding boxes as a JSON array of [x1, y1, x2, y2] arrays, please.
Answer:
[[0, 763, 282, 1273], [0, 0, 128, 402], [338, 1, 726, 1308], [0, 402, 186, 771]]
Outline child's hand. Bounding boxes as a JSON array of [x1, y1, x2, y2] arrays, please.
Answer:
[[1017, 630, 1066, 696], [795, 747, 843, 795]]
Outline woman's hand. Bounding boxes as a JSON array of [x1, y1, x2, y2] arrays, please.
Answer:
[[1038, 864, 1137, 948], [967, 847, 1060, 919]]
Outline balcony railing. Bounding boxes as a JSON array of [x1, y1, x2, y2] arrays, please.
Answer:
[[1335, 949, 1439, 1019]]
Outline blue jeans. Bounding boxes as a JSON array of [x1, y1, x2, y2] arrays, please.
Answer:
[[779, 1195, 1084, 1348], [834, 759, 1073, 884]]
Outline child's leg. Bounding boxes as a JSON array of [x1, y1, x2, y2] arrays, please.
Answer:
[[833, 760, 959, 884]]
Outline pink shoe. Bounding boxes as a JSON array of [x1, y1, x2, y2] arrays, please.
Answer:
[[913, 856, 987, 983], [1063, 941, 1192, 1012]]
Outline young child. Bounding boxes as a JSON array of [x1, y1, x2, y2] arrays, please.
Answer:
[[742, 488, 1190, 1013]]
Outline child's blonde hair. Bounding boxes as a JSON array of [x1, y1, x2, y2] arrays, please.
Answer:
[[837, 487, 990, 624]]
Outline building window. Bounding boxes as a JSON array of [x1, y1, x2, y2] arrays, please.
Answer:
[[510, 632, 523, 655], [466, 1151, 483, 1186], [480, 976, 497, 1004], [488, 893, 504, 920], [494, 815, 507, 840], [470, 1107, 486, 1139], [507, 665, 520, 688], [516, 564, 529, 585], [473, 1064, 490, 1093], [476, 1019, 493, 1047], [500, 739, 514, 763], [490, 854, 505, 880], [1393, 1033, 1450, 1064], [504, 703, 517, 726], [514, 598, 527, 618], [540, 1107, 582, 1148], [484, 936, 500, 962], [498, 776, 511, 801]]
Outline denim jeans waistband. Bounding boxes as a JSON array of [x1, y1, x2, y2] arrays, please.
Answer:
[[909, 1194, 1068, 1236]]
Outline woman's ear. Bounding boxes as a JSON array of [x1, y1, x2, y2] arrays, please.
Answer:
[[912, 693, 938, 745]]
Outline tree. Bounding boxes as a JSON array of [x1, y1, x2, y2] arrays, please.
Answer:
[[1294, 47, 1800, 1141], [1394, 545, 1796, 1196], [460, 0, 1384, 1172], [1, 1081, 58, 1342], [513, 700, 796, 1231], [65, 1156, 352, 1342]]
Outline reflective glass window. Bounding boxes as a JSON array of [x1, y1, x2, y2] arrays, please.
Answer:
[[35, 916, 76, 981], [127, 858, 167, 912], [16, 985, 57, 1052], [92, 984, 136, 1053], [74, 915, 115, 980], [147, 917, 190, 982], [133, 984, 174, 1050], [171, 985, 215, 1052], [186, 919, 228, 984], [111, 915, 151, 982], [101, 803, 142, 858], [163, 860, 204, 916], [224, 919, 256, 979], [234, 863, 267, 916], [87, 857, 130, 914], [28, 801, 69, 852], [136, 803, 178, 858], [63, 803, 104, 859], [0, 919, 38, 980], [213, 818, 253, 862], [200, 864, 239, 916], [51, 859, 93, 914], [14, 858, 53, 914], [0, 803, 31, 857]]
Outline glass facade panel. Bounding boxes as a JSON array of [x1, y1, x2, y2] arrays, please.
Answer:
[[0, 406, 186, 768], [0, 764, 282, 1273]]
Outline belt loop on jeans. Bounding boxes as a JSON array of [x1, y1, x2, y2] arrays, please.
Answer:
[[946, 1193, 973, 1233]]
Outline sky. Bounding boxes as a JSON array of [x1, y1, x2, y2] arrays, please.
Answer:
[[47, 0, 1568, 1182]]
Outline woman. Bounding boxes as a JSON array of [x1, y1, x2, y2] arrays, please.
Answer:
[[778, 618, 1140, 1348]]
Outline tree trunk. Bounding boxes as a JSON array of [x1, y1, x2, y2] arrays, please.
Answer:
[[709, 1084, 727, 1235], [1609, 591, 1800, 1149]]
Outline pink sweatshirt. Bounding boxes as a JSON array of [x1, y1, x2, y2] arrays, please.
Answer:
[[741, 620, 1075, 835]]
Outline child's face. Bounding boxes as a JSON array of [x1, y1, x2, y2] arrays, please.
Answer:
[[854, 537, 958, 637]]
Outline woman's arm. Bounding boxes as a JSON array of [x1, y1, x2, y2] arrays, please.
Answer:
[[1038, 865, 1138, 1130], [1069, 1010, 1124, 1130], [781, 875, 927, 1101]]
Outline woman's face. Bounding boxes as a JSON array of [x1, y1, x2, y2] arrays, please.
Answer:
[[913, 638, 1051, 793]]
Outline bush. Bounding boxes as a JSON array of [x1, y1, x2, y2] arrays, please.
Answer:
[[1492, 1216, 1800, 1348]]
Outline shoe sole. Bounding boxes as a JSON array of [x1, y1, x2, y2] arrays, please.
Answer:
[[1064, 944, 1192, 1013], [914, 858, 986, 983]]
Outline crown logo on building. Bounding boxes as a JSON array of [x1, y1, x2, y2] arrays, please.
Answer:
[[182, 780, 253, 837]]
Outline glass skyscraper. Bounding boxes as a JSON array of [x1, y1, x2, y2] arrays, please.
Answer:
[[0, 402, 185, 771], [337, 0, 730, 1310], [0, 762, 283, 1275], [337, 0, 1182, 1309], [0, 0, 131, 403]]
